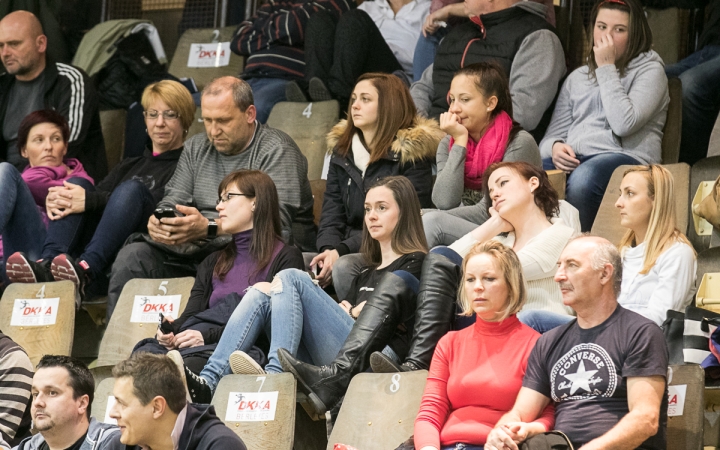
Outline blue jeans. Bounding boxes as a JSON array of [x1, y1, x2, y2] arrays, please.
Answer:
[[413, 29, 447, 82], [40, 177, 96, 262], [200, 269, 355, 390], [518, 309, 574, 334], [543, 153, 640, 231], [0, 163, 46, 274], [246, 77, 290, 124], [78, 180, 155, 278], [665, 45, 720, 165]]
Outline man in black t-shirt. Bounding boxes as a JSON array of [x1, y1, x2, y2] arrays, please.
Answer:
[[486, 236, 668, 450]]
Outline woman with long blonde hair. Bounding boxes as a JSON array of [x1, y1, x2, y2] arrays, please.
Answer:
[[615, 165, 696, 325]]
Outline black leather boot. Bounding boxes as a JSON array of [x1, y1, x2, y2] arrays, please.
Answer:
[[278, 271, 419, 415], [371, 250, 461, 373]]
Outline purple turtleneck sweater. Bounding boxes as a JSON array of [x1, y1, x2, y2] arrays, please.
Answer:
[[208, 229, 281, 308]]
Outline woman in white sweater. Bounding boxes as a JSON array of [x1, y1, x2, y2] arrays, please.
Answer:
[[448, 161, 576, 324], [615, 165, 696, 326]]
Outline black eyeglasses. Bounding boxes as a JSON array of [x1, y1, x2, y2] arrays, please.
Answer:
[[216, 192, 252, 205]]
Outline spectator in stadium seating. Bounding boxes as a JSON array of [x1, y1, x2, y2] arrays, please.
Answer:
[[109, 353, 246, 450], [410, 0, 565, 141], [1, 110, 93, 284], [615, 165, 696, 325], [485, 235, 668, 450], [0, 11, 107, 181], [411, 0, 555, 82], [15, 355, 119, 450], [372, 162, 575, 373], [663, 0, 720, 165], [413, 241, 554, 450], [284, 0, 431, 105], [311, 73, 440, 300], [540, 0, 669, 232], [173, 177, 426, 410], [432, 62, 541, 210], [230, 0, 354, 123], [0, 332, 32, 447], [5, 81, 193, 303], [105, 76, 315, 319], [135, 170, 303, 373]]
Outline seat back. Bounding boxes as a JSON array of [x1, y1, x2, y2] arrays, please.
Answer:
[[168, 26, 244, 90], [688, 156, 720, 251], [310, 179, 326, 227], [266, 101, 340, 181], [92, 377, 118, 425], [211, 373, 296, 449], [96, 278, 194, 368], [327, 371, 428, 450], [591, 163, 690, 246], [662, 78, 683, 164], [100, 109, 127, 171], [0, 281, 76, 366], [708, 113, 720, 158], [546, 169, 566, 200], [667, 364, 704, 450]]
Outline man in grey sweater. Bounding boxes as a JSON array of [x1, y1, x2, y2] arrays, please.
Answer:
[[105, 76, 315, 319]]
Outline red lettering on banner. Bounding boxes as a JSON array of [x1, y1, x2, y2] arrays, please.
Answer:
[[45, 307, 52, 315], [24, 307, 42, 315], [669, 394, 678, 405]]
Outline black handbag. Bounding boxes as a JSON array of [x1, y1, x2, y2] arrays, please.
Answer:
[[520, 431, 574, 450], [662, 309, 686, 365]]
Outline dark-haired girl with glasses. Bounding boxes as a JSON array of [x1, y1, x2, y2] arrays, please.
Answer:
[[142, 169, 303, 373], [6, 81, 195, 304]]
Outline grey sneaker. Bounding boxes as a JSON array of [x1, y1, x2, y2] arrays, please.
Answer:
[[308, 77, 332, 102], [285, 81, 308, 102], [229, 351, 266, 375]]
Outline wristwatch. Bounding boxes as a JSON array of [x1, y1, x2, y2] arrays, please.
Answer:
[[207, 218, 218, 238]]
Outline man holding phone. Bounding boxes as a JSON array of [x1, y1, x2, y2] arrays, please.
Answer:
[[105, 76, 315, 319]]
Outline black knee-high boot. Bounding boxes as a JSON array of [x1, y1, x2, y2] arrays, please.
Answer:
[[370, 249, 461, 372], [278, 270, 418, 416]]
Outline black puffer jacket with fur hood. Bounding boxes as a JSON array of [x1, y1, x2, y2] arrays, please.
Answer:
[[316, 116, 442, 256]]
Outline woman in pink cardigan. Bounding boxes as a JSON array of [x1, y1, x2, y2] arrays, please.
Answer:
[[414, 240, 554, 450], [1, 109, 93, 283]]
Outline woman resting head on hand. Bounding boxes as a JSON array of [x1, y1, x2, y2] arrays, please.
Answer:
[[434, 62, 540, 209]]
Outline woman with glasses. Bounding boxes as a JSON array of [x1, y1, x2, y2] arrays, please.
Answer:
[[6, 80, 195, 302], [136, 169, 303, 373]]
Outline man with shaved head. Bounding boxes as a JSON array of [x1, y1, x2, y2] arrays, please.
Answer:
[[0, 11, 107, 180], [485, 235, 669, 450], [105, 76, 314, 319]]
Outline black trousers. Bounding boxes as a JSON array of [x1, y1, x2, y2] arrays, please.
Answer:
[[304, 9, 402, 104]]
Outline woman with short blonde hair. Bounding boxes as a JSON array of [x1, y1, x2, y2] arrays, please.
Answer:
[[615, 164, 696, 325], [414, 240, 554, 450]]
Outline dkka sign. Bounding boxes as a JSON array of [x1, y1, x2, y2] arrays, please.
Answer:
[[187, 42, 231, 68], [11, 298, 60, 326], [130, 294, 181, 323]]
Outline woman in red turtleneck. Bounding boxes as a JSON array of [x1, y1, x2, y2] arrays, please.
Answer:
[[414, 240, 554, 450]]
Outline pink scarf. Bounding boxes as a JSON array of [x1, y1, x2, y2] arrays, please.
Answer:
[[449, 110, 513, 191]]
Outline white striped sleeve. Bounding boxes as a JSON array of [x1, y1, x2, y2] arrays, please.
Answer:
[[55, 63, 86, 143]]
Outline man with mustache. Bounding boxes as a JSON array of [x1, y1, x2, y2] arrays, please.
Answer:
[[485, 235, 668, 450], [13, 355, 119, 450]]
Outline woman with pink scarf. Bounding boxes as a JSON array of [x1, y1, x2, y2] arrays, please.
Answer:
[[0, 110, 93, 284], [423, 62, 544, 248]]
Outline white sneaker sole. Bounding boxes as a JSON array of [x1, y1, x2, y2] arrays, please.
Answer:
[[229, 351, 266, 375]]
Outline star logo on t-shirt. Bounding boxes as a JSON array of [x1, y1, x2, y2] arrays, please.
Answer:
[[550, 343, 617, 401], [562, 360, 599, 395]]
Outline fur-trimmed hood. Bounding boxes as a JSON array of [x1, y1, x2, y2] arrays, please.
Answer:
[[326, 116, 444, 164]]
